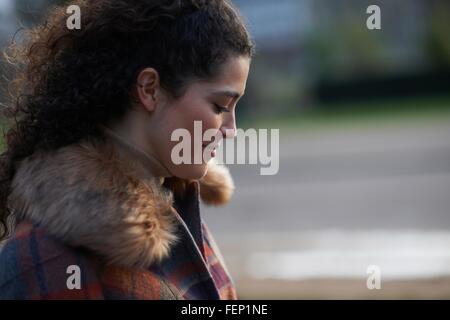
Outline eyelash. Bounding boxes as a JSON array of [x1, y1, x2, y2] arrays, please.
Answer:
[[213, 104, 230, 114]]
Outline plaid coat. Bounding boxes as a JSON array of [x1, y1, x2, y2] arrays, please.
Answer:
[[0, 135, 237, 300]]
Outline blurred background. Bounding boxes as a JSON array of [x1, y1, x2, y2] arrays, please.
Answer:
[[1, 0, 450, 299]]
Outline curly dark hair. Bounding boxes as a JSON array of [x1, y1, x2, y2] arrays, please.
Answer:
[[0, 0, 254, 241]]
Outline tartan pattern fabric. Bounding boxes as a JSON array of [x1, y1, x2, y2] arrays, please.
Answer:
[[0, 182, 237, 300], [0, 223, 106, 299], [202, 223, 238, 300]]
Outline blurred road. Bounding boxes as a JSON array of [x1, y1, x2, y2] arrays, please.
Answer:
[[202, 118, 450, 298], [203, 119, 450, 232]]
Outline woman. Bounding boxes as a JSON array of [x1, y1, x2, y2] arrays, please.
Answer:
[[0, 0, 253, 299]]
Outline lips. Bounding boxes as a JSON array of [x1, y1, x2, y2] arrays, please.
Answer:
[[202, 137, 222, 149]]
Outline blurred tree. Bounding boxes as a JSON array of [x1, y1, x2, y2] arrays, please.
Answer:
[[426, 1, 450, 68]]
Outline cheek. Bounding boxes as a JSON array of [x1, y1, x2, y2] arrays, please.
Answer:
[[156, 99, 221, 161], [175, 101, 221, 137]]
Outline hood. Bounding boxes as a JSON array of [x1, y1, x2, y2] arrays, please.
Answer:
[[7, 136, 234, 268]]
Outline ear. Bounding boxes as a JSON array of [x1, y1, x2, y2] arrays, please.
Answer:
[[136, 68, 161, 112]]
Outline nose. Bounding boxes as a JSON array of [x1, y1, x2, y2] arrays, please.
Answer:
[[220, 112, 237, 139]]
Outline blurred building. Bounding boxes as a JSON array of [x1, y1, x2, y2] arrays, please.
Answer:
[[236, 0, 429, 68], [0, 0, 16, 46], [234, 0, 450, 111], [234, 0, 313, 51], [1, 0, 449, 112]]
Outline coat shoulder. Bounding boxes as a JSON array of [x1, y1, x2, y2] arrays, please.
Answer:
[[0, 222, 106, 299], [0, 222, 182, 300]]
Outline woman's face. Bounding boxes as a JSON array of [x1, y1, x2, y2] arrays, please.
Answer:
[[149, 55, 251, 179]]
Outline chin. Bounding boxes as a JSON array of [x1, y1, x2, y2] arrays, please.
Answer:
[[170, 163, 208, 180]]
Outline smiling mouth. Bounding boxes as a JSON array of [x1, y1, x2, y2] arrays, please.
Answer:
[[202, 140, 221, 150], [202, 140, 221, 160]]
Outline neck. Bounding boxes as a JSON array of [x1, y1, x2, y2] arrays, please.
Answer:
[[99, 121, 172, 185]]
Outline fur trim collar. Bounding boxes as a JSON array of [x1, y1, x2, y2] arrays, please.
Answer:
[[8, 137, 234, 268]]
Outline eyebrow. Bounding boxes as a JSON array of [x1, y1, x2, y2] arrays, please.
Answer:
[[211, 90, 241, 99]]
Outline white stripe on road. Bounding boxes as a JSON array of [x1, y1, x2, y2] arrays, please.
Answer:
[[217, 230, 450, 281]]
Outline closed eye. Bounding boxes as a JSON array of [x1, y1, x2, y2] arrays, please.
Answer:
[[213, 104, 230, 114]]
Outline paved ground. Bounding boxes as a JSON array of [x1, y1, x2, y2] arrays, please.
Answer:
[[201, 117, 450, 298]]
